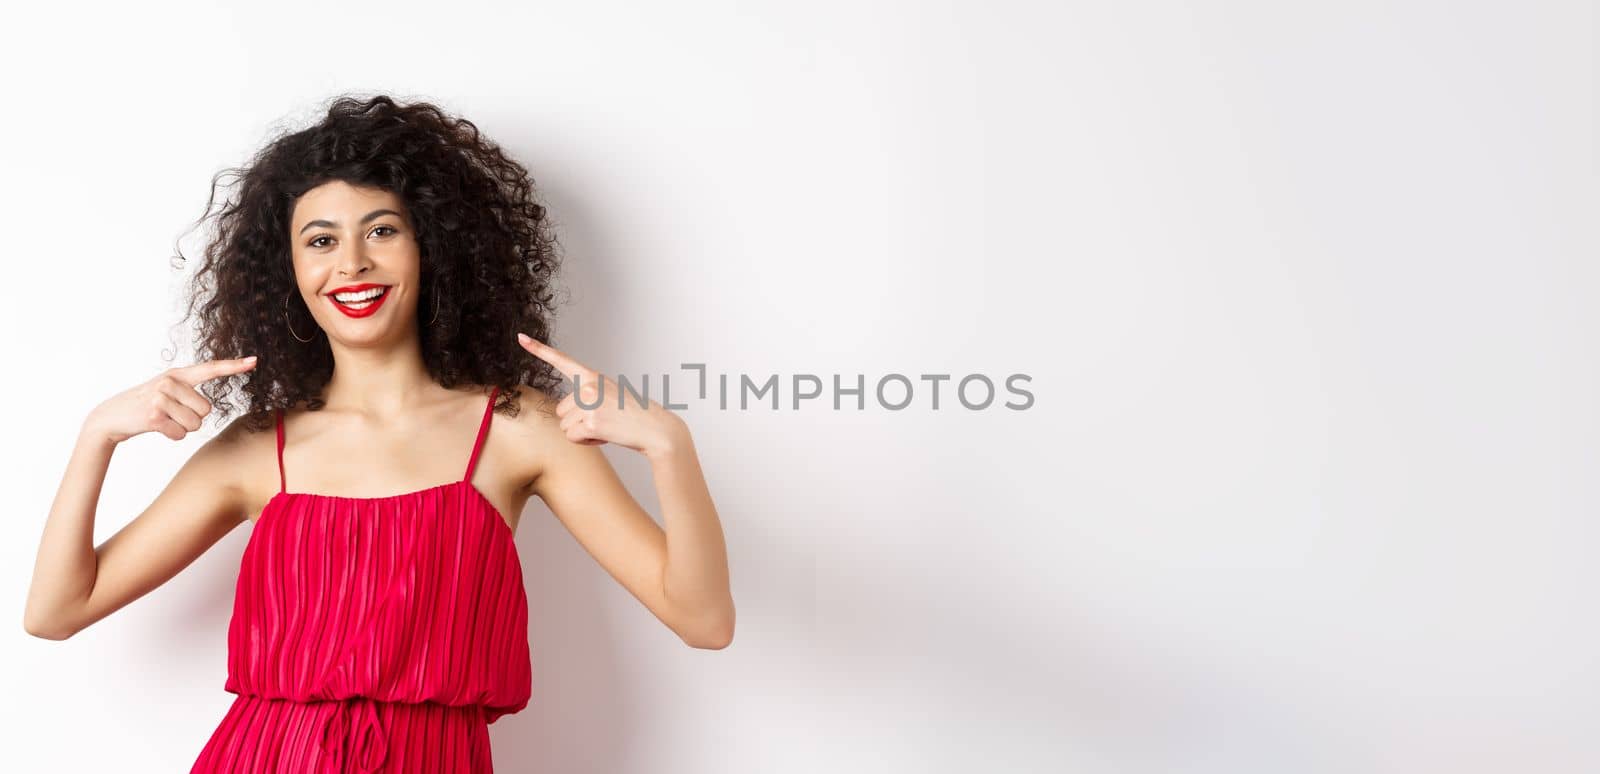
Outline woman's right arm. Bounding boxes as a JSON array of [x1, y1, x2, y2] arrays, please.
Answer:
[[22, 357, 260, 640]]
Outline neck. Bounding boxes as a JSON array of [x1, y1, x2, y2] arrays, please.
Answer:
[[320, 334, 441, 416]]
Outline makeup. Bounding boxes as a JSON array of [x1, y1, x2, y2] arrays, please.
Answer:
[[326, 283, 391, 318]]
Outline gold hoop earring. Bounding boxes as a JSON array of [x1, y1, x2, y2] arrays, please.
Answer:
[[428, 287, 441, 326], [284, 291, 315, 343]]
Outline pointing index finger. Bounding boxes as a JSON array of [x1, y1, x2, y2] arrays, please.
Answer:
[[172, 356, 259, 386], [517, 333, 595, 380]]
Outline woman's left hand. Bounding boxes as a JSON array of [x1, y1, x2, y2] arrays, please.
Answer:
[[517, 332, 686, 456]]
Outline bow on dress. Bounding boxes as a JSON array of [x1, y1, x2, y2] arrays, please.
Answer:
[[317, 696, 389, 773]]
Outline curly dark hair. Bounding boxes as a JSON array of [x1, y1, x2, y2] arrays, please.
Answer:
[[169, 93, 567, 432]]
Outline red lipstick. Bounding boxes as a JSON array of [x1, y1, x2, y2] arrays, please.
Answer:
[[325, 283, 392, 318]]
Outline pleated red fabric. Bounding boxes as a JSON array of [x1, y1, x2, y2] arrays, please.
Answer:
[[192, 385, 531, 773]]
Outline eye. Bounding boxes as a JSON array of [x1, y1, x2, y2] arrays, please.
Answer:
[[371, 225, 397, 237], [308, 235, 333, 248]]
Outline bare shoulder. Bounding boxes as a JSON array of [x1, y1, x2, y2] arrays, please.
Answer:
[[485, 384, 566, 493], [197, 409, 281, 522]]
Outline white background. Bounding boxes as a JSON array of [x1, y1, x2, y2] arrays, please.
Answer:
[[1, 1, 1594, 772]]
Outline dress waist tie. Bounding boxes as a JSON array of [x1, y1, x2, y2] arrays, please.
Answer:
[[317, 696, 389, 773]]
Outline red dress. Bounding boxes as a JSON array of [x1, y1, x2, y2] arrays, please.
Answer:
[[191, 385, 531, 772]]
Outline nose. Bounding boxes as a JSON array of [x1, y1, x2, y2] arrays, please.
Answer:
[[335, 238, 375, 278]]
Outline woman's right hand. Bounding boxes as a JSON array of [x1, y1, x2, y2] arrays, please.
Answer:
[[85, 356, 259, 445]]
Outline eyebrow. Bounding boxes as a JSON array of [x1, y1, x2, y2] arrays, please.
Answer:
[[297, 208, 404, 235]]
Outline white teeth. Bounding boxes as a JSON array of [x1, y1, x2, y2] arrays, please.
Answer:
[[333, 287, 386, 303]]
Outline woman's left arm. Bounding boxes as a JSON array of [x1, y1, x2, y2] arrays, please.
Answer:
[[518, 333, 735, 649], [639, 420, 734, 647]]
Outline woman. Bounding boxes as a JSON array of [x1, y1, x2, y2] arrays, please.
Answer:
[[22, 94, 735, 772]]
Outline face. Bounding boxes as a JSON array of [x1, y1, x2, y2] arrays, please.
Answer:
[[288, 180, 421, 346]]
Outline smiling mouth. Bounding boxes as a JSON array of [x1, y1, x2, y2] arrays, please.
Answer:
[[327, 285, 391, 317]]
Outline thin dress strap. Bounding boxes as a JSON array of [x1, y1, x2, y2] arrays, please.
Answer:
[[274, 407, 287, 494], [462, 385, 500, 483]]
